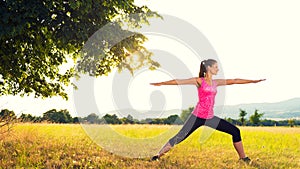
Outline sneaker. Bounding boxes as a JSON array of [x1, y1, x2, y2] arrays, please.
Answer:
[[239, 157, 251, 163], [151, 155, 159, 161]]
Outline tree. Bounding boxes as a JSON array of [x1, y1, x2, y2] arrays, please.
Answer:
[[140, 118, 156, 124], [42, 109, 72, 123], [42, 109, 58, 122], [72, 117, 79, 124], [224, 117, 240, 125], [85, 113, 100, 124], [126, 114, 134, 122], [0, 0, 160, 99], [19, 113, 34, 122], [120, 114, 135, 124], [0, 109, 16, 136], [164, 115, 183, 125], [151, 118, 163, 124], [103, 114, 121, 124], [261, 119, 277, 126], [249, 109, 264, 126], [239, 109, 247, 126], [32, 116, 43, 123], [224, 117, 234, 124], [288, 119, 295, 127], [180, 106, 194, 122]]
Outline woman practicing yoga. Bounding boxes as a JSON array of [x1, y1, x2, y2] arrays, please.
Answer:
[[150, 59, 265, 162]]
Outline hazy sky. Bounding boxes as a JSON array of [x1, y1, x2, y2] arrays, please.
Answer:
[[1, 0, 300, 117]]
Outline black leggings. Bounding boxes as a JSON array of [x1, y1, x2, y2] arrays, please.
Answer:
[[169, 114, 241, 146]]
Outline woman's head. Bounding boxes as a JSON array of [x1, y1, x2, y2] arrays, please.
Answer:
[[199, 59, 218, 77]]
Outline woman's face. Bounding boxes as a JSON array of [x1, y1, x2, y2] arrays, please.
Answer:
[[207, 62, 219, 75]]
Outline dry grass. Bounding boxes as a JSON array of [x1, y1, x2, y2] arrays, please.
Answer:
[[0, 124, 299, 168]]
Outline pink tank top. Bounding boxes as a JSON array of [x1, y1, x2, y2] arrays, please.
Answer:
[[192, 77, 217, 119]]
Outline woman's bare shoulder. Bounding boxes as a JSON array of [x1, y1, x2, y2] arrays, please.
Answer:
[[195, 77, 202, 87]]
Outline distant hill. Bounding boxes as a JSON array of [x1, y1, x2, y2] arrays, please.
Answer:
[[103, 98, 300, 120], [215, 98, 300, 120]]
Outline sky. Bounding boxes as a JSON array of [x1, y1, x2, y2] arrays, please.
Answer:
[[1, 0, 300, 117]]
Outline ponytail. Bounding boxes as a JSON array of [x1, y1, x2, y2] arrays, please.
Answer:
[[199, 60, 206, 77]]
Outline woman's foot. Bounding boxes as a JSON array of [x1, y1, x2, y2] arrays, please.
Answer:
[[239, 156, 251, 164], [151, 155, 159, 161]]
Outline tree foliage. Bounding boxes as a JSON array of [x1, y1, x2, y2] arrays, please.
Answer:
[[103, 114, 121, 124], [42, 109, 73, 123], [180, 106, 194, 122], [164, 115, 183, 125], [19, 113, 42, 122], [288, 119, 295, 127], [85, 113, 102, 124], [249, 109, 264, 126], [120, 114, 135, 124], [12, 109, 300, 126], [0, 109, 16, 136], [0, 0, 160, 99], [239, 109, 247, 126]]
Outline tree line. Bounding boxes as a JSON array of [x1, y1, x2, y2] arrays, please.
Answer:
[[181, 107, 299, 127], [0, 109, 184, 125], [1, 108, 299, 127], [225, 109, 299, 127]]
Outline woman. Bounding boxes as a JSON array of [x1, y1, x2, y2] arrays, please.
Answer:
[[150, 59, 265, 162]]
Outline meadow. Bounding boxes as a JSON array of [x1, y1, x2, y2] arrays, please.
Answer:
[[0, 124, 299, 169]]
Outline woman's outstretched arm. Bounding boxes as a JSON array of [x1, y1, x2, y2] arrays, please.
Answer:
[[150, 77, 199, 86], [215, 79, 266, 86]]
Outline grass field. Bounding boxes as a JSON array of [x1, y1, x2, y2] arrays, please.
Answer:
[[0, 124, 299, 169]]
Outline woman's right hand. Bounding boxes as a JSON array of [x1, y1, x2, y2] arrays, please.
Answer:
[[150, 82, 162, 86]]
